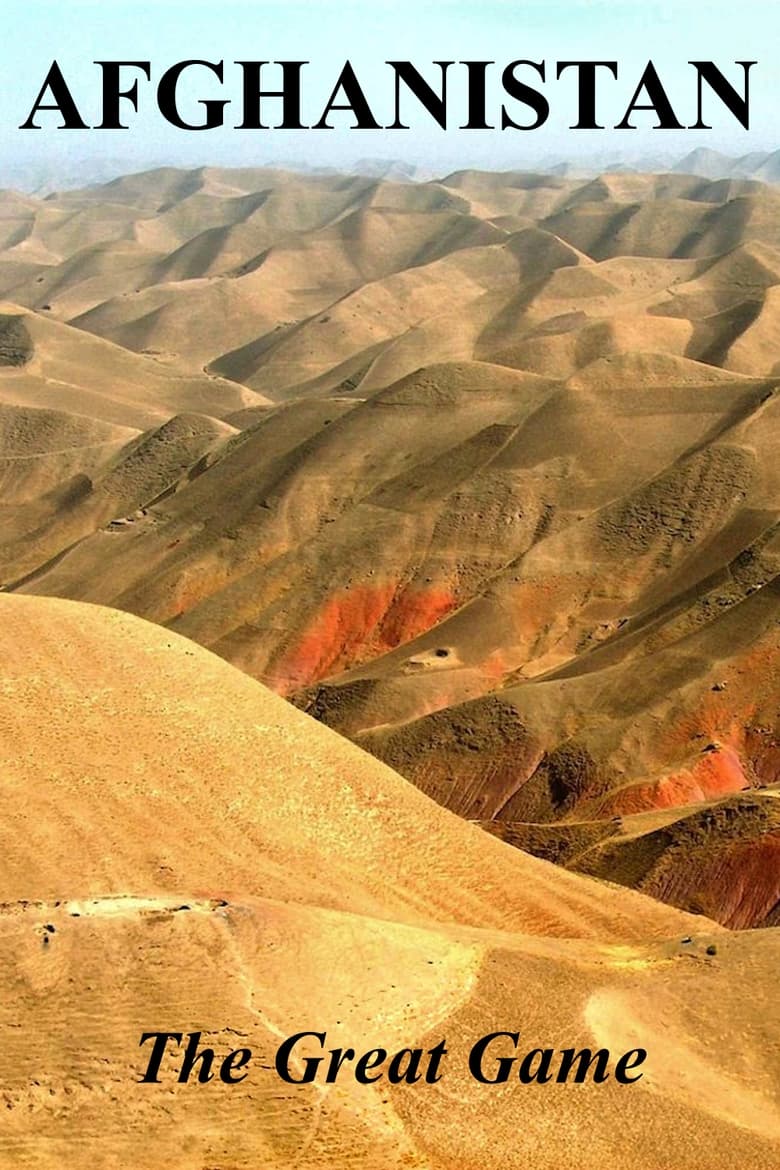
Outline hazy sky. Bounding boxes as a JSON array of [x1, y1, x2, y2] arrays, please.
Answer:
[[2, 0, 777, 181]]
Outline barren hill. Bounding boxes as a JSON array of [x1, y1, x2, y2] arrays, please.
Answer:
[[2, 164, 780, 929], [1, 593, 779, 1169]]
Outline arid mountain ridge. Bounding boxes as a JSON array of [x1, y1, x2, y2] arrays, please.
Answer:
[[2, 160, 780, 929], [6, 143, 780, 195]]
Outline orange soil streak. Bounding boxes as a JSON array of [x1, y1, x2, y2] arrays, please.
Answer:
[[379, 587, 458, 649], [656, 638, 780, 758], [598, 745, 750, 817], [270, 583, 458, 694]]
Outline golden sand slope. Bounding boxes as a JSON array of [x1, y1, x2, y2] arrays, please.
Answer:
[[0, 593, 691, 939], [0, 594, 779, 1169]]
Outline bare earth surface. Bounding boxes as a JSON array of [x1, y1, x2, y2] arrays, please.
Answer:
[[1, 163, 780, 1165], [1, 594, 779, 1169], [2, 165, 780, 924]]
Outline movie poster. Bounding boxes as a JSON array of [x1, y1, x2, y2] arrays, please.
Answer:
[[1, 2, 778, 1167]]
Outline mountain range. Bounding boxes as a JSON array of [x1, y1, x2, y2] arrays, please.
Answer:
[[1, 159, 780, 1163]]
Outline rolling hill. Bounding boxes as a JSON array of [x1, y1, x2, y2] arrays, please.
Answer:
[[2, 163, 780, 933], [1, 593, 778, 1168]]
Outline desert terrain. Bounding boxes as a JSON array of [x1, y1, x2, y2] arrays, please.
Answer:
[[1, 160, 780, 1164], [1, 594, 779, 1168]]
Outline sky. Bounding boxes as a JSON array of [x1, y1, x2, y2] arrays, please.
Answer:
[[1, 0, 777, 185]]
